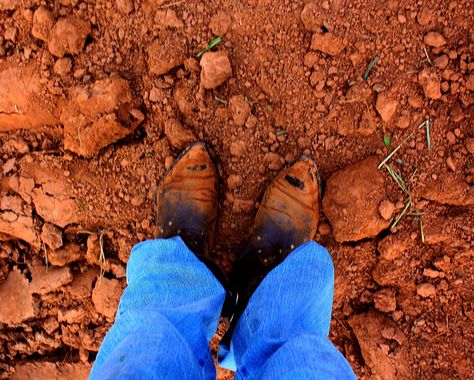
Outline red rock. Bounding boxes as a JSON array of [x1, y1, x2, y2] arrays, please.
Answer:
[[466, 138, 474, 154], [418, 68, 441, 100], [378, 235, 408, 261], [29, 262, 72, 294], [209, 11, 232, 36], [417, 9, 435, 26], [53, 57, 72, 76], [378, 200, 395, 221], [300, 1, 328, 32], [48, 243, 85, 266], [32, 6, 55, 42], [433, 54, 449, 69], [173, 82, 200, 128], [163, 118, 196, 150], [229, 95, 251, 126], [40, 223, 63, 249], [322, 156, 390, 242], [0, 269, 34, 324], [58, 307, 86, 324], [0, 63, 60, 132], [32, 189, 82, 228], [232, 198, 254, 213], [0, 195, 39, 246], [227, 174, 243, 190], [349, 311, 408, 379], [311, 33, 345, 56], [12, 362, 90, 380], [0, 0, 22, 10], [200, 51, 232, 89], [374, 288, 397, 312], [48, 16, 91, 57], [230, 141, 246, 157], [155, 9, 183, 29], [422, 173, 474, 206], [147, 31, 186, 76], [416, 283, 436, 297], [466, 74, 474, 91], [424, 31, 446, 48], [376, 93, 398, 122], [263, 152, 284, 171], [69, 267, 99, 299], [4, 26, 17, 41], [61, 77, 143, 157], [92, 278, 122, 319]]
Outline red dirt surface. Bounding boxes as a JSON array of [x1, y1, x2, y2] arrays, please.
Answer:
[[0, 0, 473, 378]]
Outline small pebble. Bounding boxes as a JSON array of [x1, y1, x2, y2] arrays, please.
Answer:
[[446, 156, 456, 171], [417, 283, 436, 298]]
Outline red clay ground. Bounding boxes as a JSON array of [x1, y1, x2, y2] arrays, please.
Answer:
[[0, 0, 473, 378]]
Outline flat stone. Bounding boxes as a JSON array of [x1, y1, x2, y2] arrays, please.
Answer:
[[200, 51, 232, 89], [92, 278, 122, 319], [416, 283, 436, 298], [29, 262, 73, 294], [0, 269, 34, 324], [322, 156, 390, 242]]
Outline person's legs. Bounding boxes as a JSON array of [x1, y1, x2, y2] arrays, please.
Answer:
[[219, 157, 355, 378], [90, 237, 226, 380], [219, 241, 355, 379], [90, 143, 225, 379]]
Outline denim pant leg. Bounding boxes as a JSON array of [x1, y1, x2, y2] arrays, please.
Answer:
[[219, 241, 356, 379], [89, 237, 226, 380]]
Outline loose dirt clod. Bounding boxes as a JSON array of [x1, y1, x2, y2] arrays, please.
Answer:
[[147, 31, 187, 76], [209, 11, 232, 36], [229, 95, 251, 126], [416, 283, 436, 297], [424, 31, 447, 48], [31, 6, 55, 42], [199, 51, 232, 89], [418, 68, 442, 100], [323, 156, 390, 242], [376, 93, 398, 122], [0, 269, 34, 324], [61, 77, 144, 157], [310, 33, 345, 56], [47, 16, 91, 57], [92, 278, 122, 319], [164, 118, 196, 150]]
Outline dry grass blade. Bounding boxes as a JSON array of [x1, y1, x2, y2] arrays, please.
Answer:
[[384, 164, 410, 196], [158, 0, 186, 9], [43, 243, 49, 268], [98, 232, 106, 278], [423, 47, 433, 66], [419, 217, 425, 243], [425, 120, 431, 149], [417, 119, 431, 149], [391, 199, 411, 228], [363, 55, 380, 80], [214, 95, 227, 105]]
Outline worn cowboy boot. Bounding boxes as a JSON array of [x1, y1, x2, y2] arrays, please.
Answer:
[[155, 142, 224, 281], [221, 157, 320, 345]]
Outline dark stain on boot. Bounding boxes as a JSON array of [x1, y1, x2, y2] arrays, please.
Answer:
[[187, 164, 207, 171], [285, 174, 305, 189]]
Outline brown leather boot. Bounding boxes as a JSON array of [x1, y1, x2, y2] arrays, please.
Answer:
[[221, 157, 320, 341], [155, 142, 218, 260]]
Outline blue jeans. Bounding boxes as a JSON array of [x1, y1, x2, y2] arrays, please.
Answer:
[[89, 237, 355, 379]]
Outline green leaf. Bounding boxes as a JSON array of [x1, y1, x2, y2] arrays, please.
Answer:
[[196, 37, 222, 58], [384, 135, 391, 146]]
